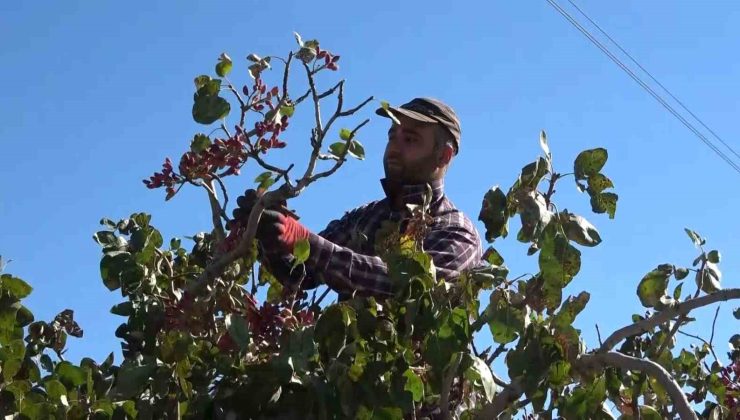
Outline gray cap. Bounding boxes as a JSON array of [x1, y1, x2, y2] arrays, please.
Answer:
[[376, 97, 461, 154]]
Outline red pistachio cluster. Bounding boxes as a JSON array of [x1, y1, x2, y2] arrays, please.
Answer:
[[179, 134, 248, 179], [143, 158, 182, 200], [719, 361, 739, 410], [247, 78, 290, 151], [316, 46, 340, 71]]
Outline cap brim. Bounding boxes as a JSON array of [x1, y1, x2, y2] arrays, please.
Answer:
[[375, 106, 437, 124]]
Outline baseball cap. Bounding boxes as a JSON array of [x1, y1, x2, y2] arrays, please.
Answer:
[[375, 97, 461, 155]]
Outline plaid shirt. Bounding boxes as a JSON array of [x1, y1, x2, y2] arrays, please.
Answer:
[[295, 178, 483, 298]]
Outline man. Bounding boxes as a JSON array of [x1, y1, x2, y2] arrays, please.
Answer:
[[233, 97, 483, 298]]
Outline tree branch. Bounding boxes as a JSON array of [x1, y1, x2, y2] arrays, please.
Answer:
[[676, 329, 719, 363], [439, 352, 463, 420], [577, 352, 698, 420], [476, 379, 523, 419], [599, 288, 740, 352], [309, 118, 370, 182], [203, 180, 225, 243]]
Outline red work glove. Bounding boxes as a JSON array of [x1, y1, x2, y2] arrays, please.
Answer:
[[256, 210, 310, 254]]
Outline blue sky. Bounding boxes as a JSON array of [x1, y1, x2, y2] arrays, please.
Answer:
[[1, 0, 738, 373]]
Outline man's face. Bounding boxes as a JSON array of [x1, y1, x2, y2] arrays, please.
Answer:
[[383, 115, 441, 184]]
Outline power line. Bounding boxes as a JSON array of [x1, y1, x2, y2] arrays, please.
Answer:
[[544, 0, 740, 174], [565, 0, 740, 162]]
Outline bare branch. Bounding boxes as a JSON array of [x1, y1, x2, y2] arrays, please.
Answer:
[[318, 81, 343, 100], [295, 89, 311, 105], [599, 288, 740, 352], [211, 175, 230, 220], [303, 61, 323, 138], [577, 352, 698, 420], [338, 96, 374, 117], [281, 52, 293, 100], [476, 379, 523, 419], [203, 180, 225, 243], [486, 343, 507, 365], [709, 304, 720, 349], [596, 324, 603, 347], [676, 329, 719, 363]]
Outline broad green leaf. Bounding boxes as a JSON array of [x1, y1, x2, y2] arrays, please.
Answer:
[[539, 233, 582, 288], [293, 239, 310, 265], [254, 171, 272, 183], [113, 362, 156, 399], [44, 379, 67, 405], [478, 186, 509, 242], [464, 355, 496, 402], [672, 282, 683, 300], [339, 128, 352, 141], [190, 133, 211, 153], [225, 314, 251, 351], [403, 368, 424, 402], [684, 228, 704, 247], [348, 140, 365, 160], [517, 191, 552, 243], [590, 192, 618, 219], [707, 250, 721, 263], [574, 148, 608, 179], [587, 173, 614, 194], [329, 142, 347, 158], [483, 247, 505, 266], [547, 360, 571, 387], [15, 305, 33, 327], [539, 130, 551, 158], [193, 75, 211, 90], [215, 52, 232, 77], [3, 358, 21, 379], [674, 267, 689, 280], [486, 289, 529, 344], [40, 354, 54, 372], [695, 262, 721, 293], [193, 94, 230, 125], [519, 157, 549, 189], [280, 105, 295, 117], [56, 361, 87, 388], [1, 275, 32, 299], [110, 302, 133, 316], [561, 212, 602, 247], [637, 267, 671, 308], [552, 291, 590, 329]]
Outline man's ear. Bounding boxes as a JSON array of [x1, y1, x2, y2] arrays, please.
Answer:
[[438, 145, 453, 167]]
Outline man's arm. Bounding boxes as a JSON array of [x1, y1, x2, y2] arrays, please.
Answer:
[[305, 218, 483, 297]]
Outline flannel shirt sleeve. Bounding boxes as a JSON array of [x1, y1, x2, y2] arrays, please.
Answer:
[[306, 212, 483, 298]]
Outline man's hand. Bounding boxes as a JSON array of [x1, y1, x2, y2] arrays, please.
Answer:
[[232, 189, 310, 254]]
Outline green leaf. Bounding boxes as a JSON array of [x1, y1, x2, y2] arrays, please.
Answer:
[[695, 262, 721, 294], [734, 307, 740, 319], [44, 379, 67, 405], [56, 361, 87, 388], [190, 133, 211, 153], [590, 192, 618, 219], [674, 267, 689, 280], [93, 231, 118, 247], [1, 275, 33, 299], [464, 355, 496, 402], [486, 289, 529, 344], [40, 354, 54, 372], [574, 148, 608, 179], [193, 75, 211, 90], [561, 212, 602, 247], [280, 105, 295, 117], [539, 233, 582, 288], [587, 173, 614, 194], [292, 239, 310, 265], [672, 283, 683, 300], [478, 186, 509, 242], [707, 250, 721, 263], [254, 171, 272, 183], [114, 401, 138, 419], [329, 142, 347, 158], [215, 52, 232, 77], [110, 302, 133, 317], [114, 362, 156, 399], [348, 140, 365, 160], [547, 360, 571, 387], [552, 291, 590, 329], [225, 314, 250, 351], [403, 369, 424, 402], [539, 130, 551, 158], [684, 228, 704, 247], [519, 157, 549, 189], [339, 128, 352, 141], [637, 267, 671, 308], [193, 94, 230, 125]]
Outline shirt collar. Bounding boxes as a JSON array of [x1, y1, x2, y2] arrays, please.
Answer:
[[380, 178, 445, 208]]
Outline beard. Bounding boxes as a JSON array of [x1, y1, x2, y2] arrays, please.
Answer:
[[383, 151, 439, 185]]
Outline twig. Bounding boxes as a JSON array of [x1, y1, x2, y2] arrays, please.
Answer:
[[312, 287, 332, 308], [576, 352, 698, 420], [211, 174, 230, 221], [544, 172, 561, 207], [281, 52, 293, 100], [203, 180, 225, 243], [486, 343, 507, 365], [676, 329, 719, 363], [596, 324, 603, 347], [709, 305, 720, 349], [490, 371, 509, 389], [309, 118, 370, 182], [655, 317, 683, 357], [439, 352, 462, 420], [317, 81, 343, 100], [295, 89, 311, 105], [224, 77, 247, 127], [599, 288, 740, 352], [303, 61, 323, 139]]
